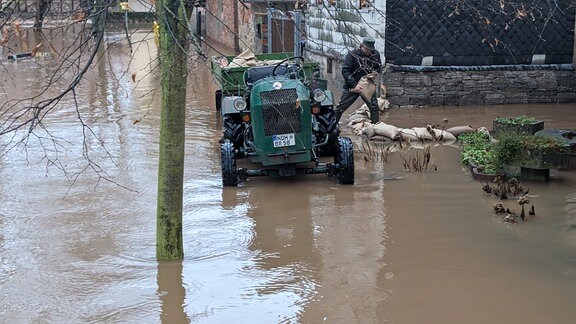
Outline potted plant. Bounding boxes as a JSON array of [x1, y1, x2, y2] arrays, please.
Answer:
[[459, 131, 504, 180], [492, 115, 544, 138], [493, 133, 569, 172]]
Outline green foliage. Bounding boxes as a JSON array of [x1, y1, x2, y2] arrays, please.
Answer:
[[493, 132, 568, 166], [493, 133, 526, 166], [522, 135, 568, 152], [494, 115, 537, 126], [459, 131, 500, 174]]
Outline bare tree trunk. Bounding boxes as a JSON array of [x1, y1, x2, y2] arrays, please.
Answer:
[[156, 0, 192, 260]]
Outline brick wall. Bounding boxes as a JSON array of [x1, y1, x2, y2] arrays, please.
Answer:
[[205, 0, 257, 54]]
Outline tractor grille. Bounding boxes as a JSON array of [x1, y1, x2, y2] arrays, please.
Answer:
[[260, 88, 302, 136]]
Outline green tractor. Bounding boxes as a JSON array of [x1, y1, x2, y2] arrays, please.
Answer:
[[216, 56, 354, 186]]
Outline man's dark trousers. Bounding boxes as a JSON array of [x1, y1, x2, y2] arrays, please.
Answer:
[[335, 89, 379, 124]]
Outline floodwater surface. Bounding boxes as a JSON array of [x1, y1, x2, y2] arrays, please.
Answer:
[[1, 29, 576, 323]]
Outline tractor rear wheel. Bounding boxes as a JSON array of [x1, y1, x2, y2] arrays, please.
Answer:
[[221, 140, 238, 186], [335, 137, 354, 185]]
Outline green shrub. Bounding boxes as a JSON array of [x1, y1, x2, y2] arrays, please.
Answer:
[[494, 115, 537, 126], [459, 131, 500, 174], [493, 132, 568, 166]]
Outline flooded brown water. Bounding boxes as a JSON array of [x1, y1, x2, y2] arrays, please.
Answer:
[[1, 30, 576, 323]]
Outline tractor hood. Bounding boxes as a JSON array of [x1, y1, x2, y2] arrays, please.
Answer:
[[248, 77, 313, 165]]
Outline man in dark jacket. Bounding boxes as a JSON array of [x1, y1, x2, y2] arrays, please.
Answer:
[[335, 36, 382, 125]]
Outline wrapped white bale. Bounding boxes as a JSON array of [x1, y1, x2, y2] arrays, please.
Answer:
[[446, 125, 475, 137]]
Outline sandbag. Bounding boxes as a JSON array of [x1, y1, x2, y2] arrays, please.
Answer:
[[412, 127, 434, 141], [235, 48, 256, 60], [357, 72, 379, 101], [397, 128, 419, 142], [430, 128, 458, 142], [446, 125, 475, 137], [378, 98, 390, 112], [347, 112, 369, 123], [348, 117, 370, 129], [361, 124, 376, 138], [373, 122, 399, 140], [228, 49, 257, 67], [370, 135, 394, 142]]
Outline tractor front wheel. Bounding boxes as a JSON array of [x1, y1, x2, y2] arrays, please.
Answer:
[[221, 140, 238, 187], [335, 137, 354, 185]]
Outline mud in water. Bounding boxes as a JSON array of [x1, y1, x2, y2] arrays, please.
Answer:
[[1, 30, 576, 323]]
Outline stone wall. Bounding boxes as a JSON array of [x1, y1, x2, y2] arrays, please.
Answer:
[[382, 66, 576, 108]]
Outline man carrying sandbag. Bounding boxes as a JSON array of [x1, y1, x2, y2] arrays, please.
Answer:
[[334, 36, 382, 125]]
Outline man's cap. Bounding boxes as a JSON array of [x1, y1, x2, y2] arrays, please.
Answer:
[[361, 37, 376, 50]]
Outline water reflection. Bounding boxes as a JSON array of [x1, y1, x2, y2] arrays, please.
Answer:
[[158, 261, 189, 323], [243, 182, 320, 321]]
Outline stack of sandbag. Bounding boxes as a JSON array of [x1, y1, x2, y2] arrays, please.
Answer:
[[357, 122, 464, 144], [345, 106, 371, 135]]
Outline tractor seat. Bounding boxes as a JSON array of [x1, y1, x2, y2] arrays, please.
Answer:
[[245, 65, 288, 86]]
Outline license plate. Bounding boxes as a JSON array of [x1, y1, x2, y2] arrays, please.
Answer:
[[272, 133, 295, 147]]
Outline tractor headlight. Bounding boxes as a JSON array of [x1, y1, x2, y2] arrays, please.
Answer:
[[233, 97, 247, 111], [313, 89, 327, 103]]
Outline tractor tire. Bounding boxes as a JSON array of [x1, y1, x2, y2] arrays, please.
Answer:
[[221, 140, 238, 187], [223, 116, 243, 147], [335, 137, 354, 185]]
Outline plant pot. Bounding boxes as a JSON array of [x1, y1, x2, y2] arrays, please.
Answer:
[[535, 129, 576, 170], [471, 166, 505, 182], [492, 119, 544, 138], [521, 148, 570, 169]]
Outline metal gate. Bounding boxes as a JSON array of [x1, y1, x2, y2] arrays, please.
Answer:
[[267, 8, 304, 55]]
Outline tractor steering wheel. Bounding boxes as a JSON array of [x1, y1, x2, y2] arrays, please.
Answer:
[[272, 56, 305, 76]]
